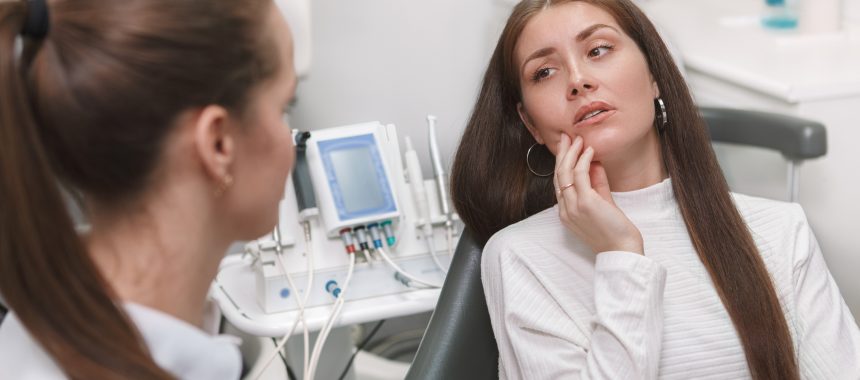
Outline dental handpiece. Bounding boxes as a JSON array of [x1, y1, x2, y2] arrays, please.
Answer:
[[426, 115, 452, 227]]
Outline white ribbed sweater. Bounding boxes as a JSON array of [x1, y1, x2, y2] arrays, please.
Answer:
[[482, 179, 860, 379]]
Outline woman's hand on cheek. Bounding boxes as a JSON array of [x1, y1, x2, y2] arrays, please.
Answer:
[[555, 134, 644, 255]]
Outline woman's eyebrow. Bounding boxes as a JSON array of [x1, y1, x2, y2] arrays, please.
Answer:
[[522, 47, 555, 70], [521, 24, 620, 72], [576, 23, 619, 42]]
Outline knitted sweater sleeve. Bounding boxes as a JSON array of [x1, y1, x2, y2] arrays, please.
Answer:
[[482, 233, 667, 380], [788, 205, 860, 378]]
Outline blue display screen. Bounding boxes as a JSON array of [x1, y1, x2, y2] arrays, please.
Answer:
[[318, 134, 397, 221]]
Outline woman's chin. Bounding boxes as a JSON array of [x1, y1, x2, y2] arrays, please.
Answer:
[[579, 129, 631, 161], [579, 139, 612, 160]]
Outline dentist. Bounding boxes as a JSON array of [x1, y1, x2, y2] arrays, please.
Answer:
[[0, 0, 297, 378]]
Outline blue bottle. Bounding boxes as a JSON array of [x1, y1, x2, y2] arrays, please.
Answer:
[[762, 0, 798, 29]]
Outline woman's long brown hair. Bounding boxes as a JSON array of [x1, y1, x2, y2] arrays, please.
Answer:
[[0, 0, 278, 378], [450, 1, 799, 378]]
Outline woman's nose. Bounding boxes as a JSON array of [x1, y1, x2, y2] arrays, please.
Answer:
[[567, 66, 597, 98]]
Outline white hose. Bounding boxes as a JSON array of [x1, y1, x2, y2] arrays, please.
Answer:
[[423, 230, 448, 274], [376, 247, 442, 288], [251, 222, 314, 380], [251, 253, 306, 380], [446, 224, 454, 259], [306, 253, 356, 380], [300, 222, 314, 375]]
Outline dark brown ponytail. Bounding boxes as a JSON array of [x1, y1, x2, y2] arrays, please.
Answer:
[[451, 1, 799, 378], [0, 0, 277, 378], [0, 3, 170, 378]]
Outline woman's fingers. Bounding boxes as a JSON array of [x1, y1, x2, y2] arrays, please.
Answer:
[[553, 134, 569, 192], [590, 162, 615, 204], [549, 139, 644, 255], [554, 133, 571, 176], [572, 146, 595, 196], [556, 135, 583, 195]]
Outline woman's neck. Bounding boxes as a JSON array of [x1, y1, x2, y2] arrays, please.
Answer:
[[86, 191, 230, 328], [600, 133, 668, 192]]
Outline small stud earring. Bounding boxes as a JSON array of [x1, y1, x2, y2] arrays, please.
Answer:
[[214, 174, 234, 197]]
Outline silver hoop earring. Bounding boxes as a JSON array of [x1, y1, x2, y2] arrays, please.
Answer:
[[526, 143, 554, 177], [655, 97, 668, 132]]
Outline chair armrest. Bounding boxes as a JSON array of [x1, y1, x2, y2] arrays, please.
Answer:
[[700, 107, 827, 161]]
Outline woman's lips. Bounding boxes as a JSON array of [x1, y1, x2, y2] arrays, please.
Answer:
[[574, 109, 616, 128]]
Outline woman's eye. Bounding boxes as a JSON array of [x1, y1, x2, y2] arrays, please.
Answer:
[[588, 44, 613, 58], [531, 67, 555, 82]]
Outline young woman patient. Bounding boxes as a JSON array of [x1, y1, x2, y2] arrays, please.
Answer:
[[450, 0, 860, 378], [0, 0, 296, 378]]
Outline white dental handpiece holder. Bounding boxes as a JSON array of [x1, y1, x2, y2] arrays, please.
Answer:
[[427, 115, 456, 260], [426, 115, 451, 225], [404, 137, 432, 236]]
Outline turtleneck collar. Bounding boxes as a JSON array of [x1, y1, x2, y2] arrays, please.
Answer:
[[610, 178, 675, 217]]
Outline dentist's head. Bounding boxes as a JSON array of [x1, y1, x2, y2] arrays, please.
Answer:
[[0, 0, 295, 378]]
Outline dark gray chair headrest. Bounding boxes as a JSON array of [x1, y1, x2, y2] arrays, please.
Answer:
[[700, 107, 827, 160]]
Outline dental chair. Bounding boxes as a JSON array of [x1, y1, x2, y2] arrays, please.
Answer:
[[404, 107, 827, 380], [700, 107, 826, 202]]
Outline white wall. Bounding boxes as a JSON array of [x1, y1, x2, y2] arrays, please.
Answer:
[[290, 0, 512, 175], [847, 0, 860, 25]]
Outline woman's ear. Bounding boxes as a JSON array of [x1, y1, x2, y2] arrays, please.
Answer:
[[652, 80, 661, 99], [193, 105, 235, 183], [517, 102, 544, 145]]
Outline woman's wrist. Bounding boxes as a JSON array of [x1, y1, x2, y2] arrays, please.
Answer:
[[598, 235, 644, 255]]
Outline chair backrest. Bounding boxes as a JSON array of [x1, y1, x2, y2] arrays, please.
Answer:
[[405, 229, 498, 380]]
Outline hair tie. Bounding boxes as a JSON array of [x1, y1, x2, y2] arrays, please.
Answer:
[[21, 0, 50, 38]]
